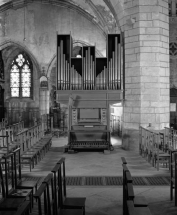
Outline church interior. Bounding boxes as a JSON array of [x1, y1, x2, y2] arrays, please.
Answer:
[[0, 0, 177, 214]]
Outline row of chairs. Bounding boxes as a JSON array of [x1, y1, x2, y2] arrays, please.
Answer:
[[32, 157, 86, 215], [0, 122, 52, 171], [0, 147, 38, 214], [121, 157, 152, 215], [15, 123, 52, 171], [0, 121, 25, 154], [139, 126, 170, 171]]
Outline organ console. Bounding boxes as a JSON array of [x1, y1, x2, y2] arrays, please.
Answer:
[[56, 33, 123, 150]]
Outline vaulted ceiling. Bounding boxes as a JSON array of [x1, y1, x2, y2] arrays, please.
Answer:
[[0, 0, 120, 34]]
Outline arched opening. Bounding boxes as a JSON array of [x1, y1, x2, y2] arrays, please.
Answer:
[[10, 52, 32, 98]]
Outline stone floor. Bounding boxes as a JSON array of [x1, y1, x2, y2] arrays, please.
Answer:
[[22, 135, 176, 215]]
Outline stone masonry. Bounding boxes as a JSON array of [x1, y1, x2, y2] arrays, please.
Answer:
[[121, 0, 169, 149]]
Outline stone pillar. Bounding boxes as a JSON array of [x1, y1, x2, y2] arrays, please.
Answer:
[[122, 0, 169, 150]]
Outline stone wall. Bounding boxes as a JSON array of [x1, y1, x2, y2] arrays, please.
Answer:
[[170, 17, 177, 88], [0, 2, 106, 108], [119, 0, 169, 150]]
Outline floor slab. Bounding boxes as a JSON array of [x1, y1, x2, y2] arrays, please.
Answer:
[[21, 135, 176, 215]]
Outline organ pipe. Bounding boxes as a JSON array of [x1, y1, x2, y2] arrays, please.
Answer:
[[57, 39, 71, 90], [90, 55, 92, 90], [86, 51, 88, 90], [118, 42, 121, 88], [58, 46, 60, 89], [61, 40, 63, 89], [57, 34, 121, 91], [115, 36, 118, 89]]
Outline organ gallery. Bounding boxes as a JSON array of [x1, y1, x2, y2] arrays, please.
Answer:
[[56, 33, 123, 150]]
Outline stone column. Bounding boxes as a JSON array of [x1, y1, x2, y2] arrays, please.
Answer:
[[122, 0, 169, 150]]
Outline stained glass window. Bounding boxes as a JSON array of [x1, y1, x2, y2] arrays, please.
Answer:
[[10, 53, 32, 98]]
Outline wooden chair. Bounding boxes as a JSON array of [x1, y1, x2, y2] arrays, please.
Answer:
[[42, 173, 56, 214], [139, 126, 148, 158], [122, 163, 129, 215], [51, 158, 86, 215], [33, 178, 83, 215], [170, 151, 177, 206], [12, 147, 38, 207], [0, 201, 31, 215], [127, 200, 152, 215], [121, 157, 127, 164], [0, 154, 32, 211], [125, 172, 148, 207], [20, 130, 37, 172], [153, 132, 170, 170]]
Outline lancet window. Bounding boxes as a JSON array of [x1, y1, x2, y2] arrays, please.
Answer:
[[10, 53, 32, 98]]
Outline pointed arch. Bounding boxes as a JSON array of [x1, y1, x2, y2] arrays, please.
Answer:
[[10, 52, 32, 98]]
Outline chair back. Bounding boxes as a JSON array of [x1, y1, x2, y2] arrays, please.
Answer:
[[2, 152, 16, 197], [33, 183, 52, 215], [42, 173, 56, 215], [51, 163, 63, 213]]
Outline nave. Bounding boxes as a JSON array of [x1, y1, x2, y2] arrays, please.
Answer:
[[19, 135, 175, 215]]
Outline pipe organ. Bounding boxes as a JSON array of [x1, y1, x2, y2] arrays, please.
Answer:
[[56, 33, 123, 150]]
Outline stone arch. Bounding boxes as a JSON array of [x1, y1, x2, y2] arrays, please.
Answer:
[[0, 40, 40, 102], [0, 40, 40, 75]]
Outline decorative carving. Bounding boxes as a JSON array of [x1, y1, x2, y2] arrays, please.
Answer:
[[39, 75, 48, 88], [170, 42, 177, 59]]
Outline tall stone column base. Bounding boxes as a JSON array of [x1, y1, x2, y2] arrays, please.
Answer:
[[121, 129, 140, 152]]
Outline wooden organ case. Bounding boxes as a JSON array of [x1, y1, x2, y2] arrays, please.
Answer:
[[56, 34, 123, 150]]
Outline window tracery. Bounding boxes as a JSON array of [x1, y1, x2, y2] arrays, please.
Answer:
[[10, 53, 32, 98]]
